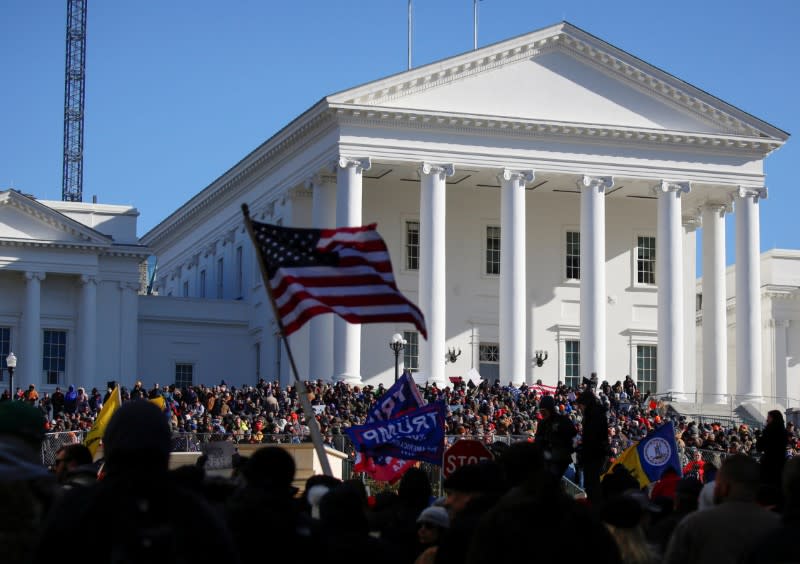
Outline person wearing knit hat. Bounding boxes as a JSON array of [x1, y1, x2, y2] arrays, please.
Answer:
[[0, 400, 47, 480], [102, 398, 172, 477], [0, 400, 56, 564], [414, 506, 449, 564]]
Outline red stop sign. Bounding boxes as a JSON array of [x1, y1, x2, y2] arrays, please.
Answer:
[[442, 439, 494, 479]]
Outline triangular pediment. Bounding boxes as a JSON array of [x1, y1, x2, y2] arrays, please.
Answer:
[[328, 22, 786, 142], [0, 191, 111, 248]]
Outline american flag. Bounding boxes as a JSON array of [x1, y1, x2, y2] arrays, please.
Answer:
[[246, 217, 427, 339]]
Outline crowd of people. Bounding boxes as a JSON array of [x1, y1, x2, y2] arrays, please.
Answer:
[[14, 375, 800, 472], [2, 388, 799, 564]]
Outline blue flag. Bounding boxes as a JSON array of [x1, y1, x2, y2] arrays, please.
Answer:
[[636, 422, 682, 483], [368, 372, 425, 422], [346, 402, 446, 465]]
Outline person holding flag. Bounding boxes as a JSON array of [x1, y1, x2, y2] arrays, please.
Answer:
[[242, 204, 427, 477]]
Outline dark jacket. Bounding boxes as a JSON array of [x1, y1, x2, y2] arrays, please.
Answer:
[[580, 400, 609, 461]]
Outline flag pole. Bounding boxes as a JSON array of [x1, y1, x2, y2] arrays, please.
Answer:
[[242, 204, 334, 477]]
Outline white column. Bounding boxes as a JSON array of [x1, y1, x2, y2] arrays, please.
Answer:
[[655, 181, 690, 395], [23, 271, 45, 389], [683, 215, 700, 400], [310, 173, 337, 381], [499, 169, 534, 385], [334, 157, 370, 384], [579, 175, 613, 381], [119, 281, 139, 383], [735, 187, 767, 400], [772, 320, 789, 408], [701, 203, 728, 403], [419, 162, 454, 387], [80, 275, 97, 386]]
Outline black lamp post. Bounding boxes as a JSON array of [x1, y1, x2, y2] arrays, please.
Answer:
[[389, 333, 406, 383], [6, 352, 17, 399]]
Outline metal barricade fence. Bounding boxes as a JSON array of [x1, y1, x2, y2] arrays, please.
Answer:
[[41, 430, 87, 467]]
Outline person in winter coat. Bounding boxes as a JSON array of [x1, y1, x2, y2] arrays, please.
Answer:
[[757, 410, 790, 492], [577, 389, 609, 502]]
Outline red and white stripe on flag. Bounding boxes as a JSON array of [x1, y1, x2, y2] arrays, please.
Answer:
[[249, 220, 427, 338]]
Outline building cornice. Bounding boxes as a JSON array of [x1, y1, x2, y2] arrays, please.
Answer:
[[0, 238, 108, 252], [763, 285, 800, 301], [332, 104, 781, 155]]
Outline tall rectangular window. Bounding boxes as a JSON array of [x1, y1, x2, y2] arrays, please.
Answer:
[[479, 343, 500, 382], [200, 270, 207, 298], [43, 330, 67, 385], [406, 221, 420, 271], [235, 246, 243, 298], [182, 281, 189, 297], [565, 340, 580, 389], [403, 331, 419, 371], [0, 327, 9, 382], [566, 231, 580, 280], [486, 226, 501, 275], [637, 345, 657, 394], [637, 236, 656, 285], [175, 363, 194, 389], [216, 258, 224, 299]]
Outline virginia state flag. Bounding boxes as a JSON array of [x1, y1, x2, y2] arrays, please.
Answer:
[[84, 385, 121, 458], [605, 422, 681, 488]]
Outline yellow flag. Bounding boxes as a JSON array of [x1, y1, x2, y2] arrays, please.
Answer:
[[148, 395, 166, 411], [84, 385, 121, 458], [602, 442, 648, 488]]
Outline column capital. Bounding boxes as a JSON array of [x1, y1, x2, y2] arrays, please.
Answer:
[[309, 173, 337, 189], [24, 271, 46, 282], [736, 186, 767, 202], [80, 274, 97, 286], [420, 162, 455, 179], [287, 186, 313, 201], [337, 157, 371, 173], [655, 180, 691, 196], [119, 281, 139, 292], [682, 214, 702, 231], [499, 169, 535, 185], [701, 201, 728, 218], [578, 175, 613, 192]]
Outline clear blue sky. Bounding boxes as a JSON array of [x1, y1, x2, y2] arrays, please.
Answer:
[[1, 0, 797, 263]]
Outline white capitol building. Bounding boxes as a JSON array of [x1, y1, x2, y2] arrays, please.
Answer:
[[1, 23, 796, 416]]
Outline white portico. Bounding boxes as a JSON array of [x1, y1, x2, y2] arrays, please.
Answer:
[[142, 22, 787, 401], [0, 190, 148, 393]]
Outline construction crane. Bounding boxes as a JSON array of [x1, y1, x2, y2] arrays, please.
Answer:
[[61, 0, 87, 202]]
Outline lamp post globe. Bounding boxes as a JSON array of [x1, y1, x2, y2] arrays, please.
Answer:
[[6, 352, 17, 399], [389, 333, 406, 383]]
